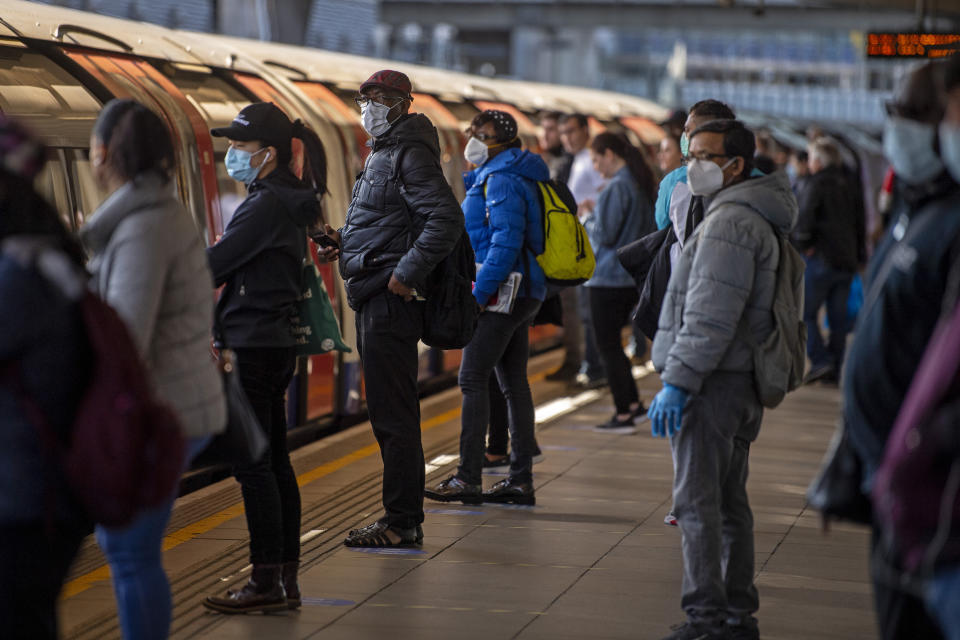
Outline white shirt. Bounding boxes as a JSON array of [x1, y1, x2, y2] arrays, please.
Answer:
[[567, 148, 606, 215]]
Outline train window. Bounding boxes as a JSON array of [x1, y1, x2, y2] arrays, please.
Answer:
[[0, 48, 101, 147], [158, 68, 251, 138], [34, 152, 74, 230], [439, 99, 480, 126], [215, 158, 246, 228], [68, 149, 106, 224]]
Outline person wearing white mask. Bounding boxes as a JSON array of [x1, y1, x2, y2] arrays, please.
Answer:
[[426, 110, 548, 506], [843, 59, 960, 640], [648, 119, 798, 640], [323, 70, 463, 548]]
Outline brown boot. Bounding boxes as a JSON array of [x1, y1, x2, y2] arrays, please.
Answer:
[[203, 564, 287, 614], [281, 561, 301, 609]]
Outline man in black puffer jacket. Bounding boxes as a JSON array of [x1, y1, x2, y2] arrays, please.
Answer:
[[321, 70, 463, 547]]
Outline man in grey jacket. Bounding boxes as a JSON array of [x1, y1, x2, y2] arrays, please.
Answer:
[[648, 120, 799, 640]]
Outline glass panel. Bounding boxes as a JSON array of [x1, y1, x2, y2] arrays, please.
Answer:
[[34, 153, 73, 230], [0, 47, 101, 147], [69, 149, 106, 223]]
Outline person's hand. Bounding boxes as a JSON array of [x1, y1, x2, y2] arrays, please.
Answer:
[[388, 273, 414, 301], [577, 199, 595, 218], [648, 383, 689, 438], [315, 224, 341, 262]]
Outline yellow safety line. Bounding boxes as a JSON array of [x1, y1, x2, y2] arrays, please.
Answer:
[[62, 369, 551, 599]]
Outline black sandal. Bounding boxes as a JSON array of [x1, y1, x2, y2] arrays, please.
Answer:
[[344, 521, 422, 547]]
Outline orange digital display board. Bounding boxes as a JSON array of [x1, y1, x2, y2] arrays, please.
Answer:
[[867, 32, 960, 59]]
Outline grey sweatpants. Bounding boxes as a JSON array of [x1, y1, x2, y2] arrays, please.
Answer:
[[670, 371, 763, 630]]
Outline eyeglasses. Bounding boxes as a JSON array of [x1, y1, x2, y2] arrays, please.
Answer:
[[354, 95, 406, 108], [468, 131, 497, 142], [685, 152, 728, 162]]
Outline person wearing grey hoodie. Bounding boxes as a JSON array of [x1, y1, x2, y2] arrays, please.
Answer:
[[80, 100, 226, 640], [648, 120, 799, 640]]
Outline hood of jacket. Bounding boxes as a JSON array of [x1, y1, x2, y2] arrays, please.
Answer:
[[372, 113, 442, 159], [80, 171, 175, 254], [467, 148, 550, 189], [248, 166, 320, 227], [708, 170, 798, 234]]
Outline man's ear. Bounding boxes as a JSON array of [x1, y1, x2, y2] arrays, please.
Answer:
[[731, 156, 746, 178]]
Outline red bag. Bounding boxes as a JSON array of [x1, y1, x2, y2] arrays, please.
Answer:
[[17, 292, 186, 527]]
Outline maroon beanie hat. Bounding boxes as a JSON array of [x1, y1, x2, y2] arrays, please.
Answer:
[[359, 69, 413, 98], [0, 114, 45, 181]]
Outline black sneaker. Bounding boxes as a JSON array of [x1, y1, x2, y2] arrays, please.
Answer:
[[632, 405, 649, 422], [660, 621, 731, 640], [344, 521, 422, 547], [483, 477, 535, 505], [425, 475, 483, 504], [546, 363, 579, 382], [727, 623, 759, 640], [803, 363, 835, 385], [482, 455, 510, 474], [592, 414, 637, 435]]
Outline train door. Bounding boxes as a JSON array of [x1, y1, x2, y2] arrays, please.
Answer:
[[0, 40, 104, 230], [62, 50, 219, 240]]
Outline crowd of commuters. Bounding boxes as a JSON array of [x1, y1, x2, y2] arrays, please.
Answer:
[[5, 52, 960, 640]]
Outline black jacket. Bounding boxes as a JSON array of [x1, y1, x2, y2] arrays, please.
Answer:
[[207, 167, 319, 348], [339, 113, 463, 310], [793, 165, 865, 272], [843, 174, 960, 489]]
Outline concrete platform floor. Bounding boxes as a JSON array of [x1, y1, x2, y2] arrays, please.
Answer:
[[60, 357, 876, 639]]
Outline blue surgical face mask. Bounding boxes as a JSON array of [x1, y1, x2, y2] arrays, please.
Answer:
[[226, 146, 269, 185], [883, 116, 944, 185], [680, 132, 689, 158], [938, 121, 960, 184]]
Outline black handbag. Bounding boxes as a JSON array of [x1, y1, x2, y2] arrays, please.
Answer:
[[421, 230, 481, 350], [806, 422, 873, 526], [199, 349, 268, 467]]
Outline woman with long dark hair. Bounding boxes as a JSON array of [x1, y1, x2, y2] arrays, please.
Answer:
[[0, 115, 91, 640], [202, 102, 327, 614], [586, 132, 657, 434], [80, 99, 227, 639]]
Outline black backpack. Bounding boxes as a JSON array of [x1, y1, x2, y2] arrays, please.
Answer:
[[391, 143, 480, 350]]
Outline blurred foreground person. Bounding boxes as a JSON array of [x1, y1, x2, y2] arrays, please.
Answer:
[[650, 120, 799, 640], [0, 115, 90, 640], [845, 59, 960, 640], [426, 110, 546, 506], [586, 133, 656, 434], [203, 102, 327, 611], [81, 99, 226, 638], [324, 70, 463, 546]]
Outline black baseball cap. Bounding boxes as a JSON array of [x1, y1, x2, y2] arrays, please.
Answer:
[[211, 102, 292, 145]]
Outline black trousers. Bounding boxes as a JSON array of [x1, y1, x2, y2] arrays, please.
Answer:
[[233, 347, 300, 565], [589, 286, 641, 414], [356, 292, 426, 530], [871, 527, 945, 640], [0, 521, 87, 640]]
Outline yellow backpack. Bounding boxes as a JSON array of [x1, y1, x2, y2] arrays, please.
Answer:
[[483, 177, 595, 290]]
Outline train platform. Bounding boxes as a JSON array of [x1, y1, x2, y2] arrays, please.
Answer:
[[59, 352, 875, 640]]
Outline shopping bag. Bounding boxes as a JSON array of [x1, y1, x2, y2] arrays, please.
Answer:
[[292, 262, 351, 356], [199, 349, 268, 467]]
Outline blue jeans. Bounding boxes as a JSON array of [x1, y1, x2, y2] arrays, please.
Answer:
[[96, 436, 210, 640], [803, 254, 853, 370], [457, 297, 541, 485], [927, 566, 960, 640]]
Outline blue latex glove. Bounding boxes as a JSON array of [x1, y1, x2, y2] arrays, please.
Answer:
[[648, 383, 689, 438]]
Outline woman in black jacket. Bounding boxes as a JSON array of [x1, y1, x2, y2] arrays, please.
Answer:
[[203, 102, 327, 614]]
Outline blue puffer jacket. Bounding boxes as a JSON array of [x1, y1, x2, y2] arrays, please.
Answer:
[[462, 148, 548, 306]]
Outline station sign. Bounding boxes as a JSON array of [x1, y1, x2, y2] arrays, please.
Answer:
[[867, 32, 960, 59]]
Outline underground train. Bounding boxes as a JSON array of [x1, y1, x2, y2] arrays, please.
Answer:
[[0, 0, 670, 439]]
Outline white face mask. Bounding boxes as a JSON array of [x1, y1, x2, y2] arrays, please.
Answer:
[[361, 100, 395, 138], [883, 116, 944, 185], [939, 121, 960, 184], [687, 157, 735, 196], [464, 136, 489, 166]]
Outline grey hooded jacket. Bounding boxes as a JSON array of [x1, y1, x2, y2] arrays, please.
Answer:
[[652, 171, 799, 395], [80, 173, 226, 439]]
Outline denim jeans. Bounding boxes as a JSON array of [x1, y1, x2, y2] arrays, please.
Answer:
[[96, 436, 210, 640], [588, 286, 641, 414], [457, 297, 541, 486], [803, 254, 854, 370], [231, 347, 300, 565], [356, 291, 426, 530], [576, 284, 605, 380], [927, 566, 960, 640], [671, 371, 762, 630]]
